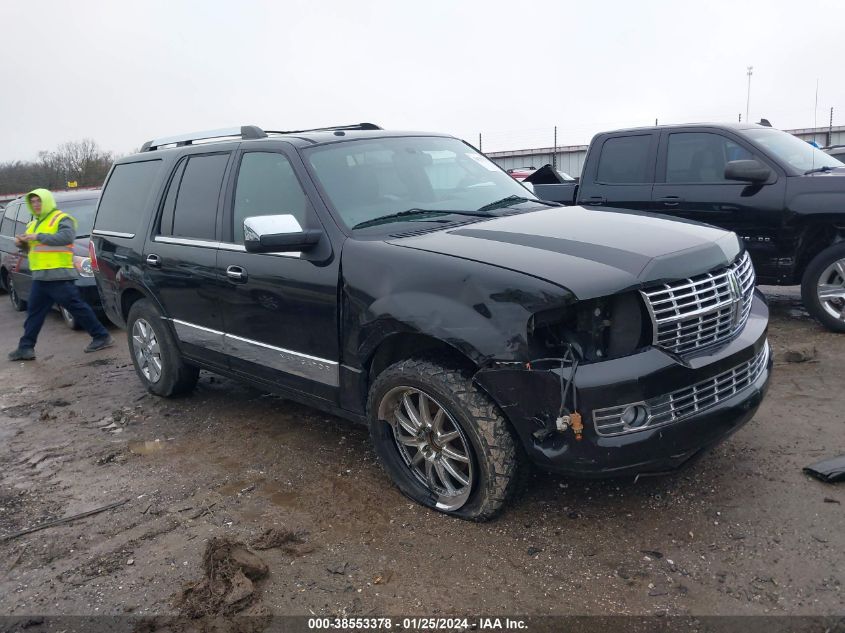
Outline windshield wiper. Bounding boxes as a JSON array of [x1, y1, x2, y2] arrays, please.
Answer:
[[805, 165, 838, 175], [476, 195, 561, 212], [352, 208, 495, 230]]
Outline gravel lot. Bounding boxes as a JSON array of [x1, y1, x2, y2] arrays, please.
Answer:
[[0, 289, 842, 619]]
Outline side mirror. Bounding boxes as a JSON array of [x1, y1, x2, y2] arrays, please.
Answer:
[[243, 214, 322, 254], [725, 160, 771, 183]]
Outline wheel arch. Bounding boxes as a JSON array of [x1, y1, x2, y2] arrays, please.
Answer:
[[365, 332, 478, 384], [795, 221, 845, 282]]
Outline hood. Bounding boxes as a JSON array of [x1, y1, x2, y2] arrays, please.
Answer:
[[26, 188, 57, 219], [387, 206, 742, 300]]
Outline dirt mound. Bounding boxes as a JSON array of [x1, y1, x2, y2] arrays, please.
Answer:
[[176, 538, 269, 618], [250, 528, 313, 555]]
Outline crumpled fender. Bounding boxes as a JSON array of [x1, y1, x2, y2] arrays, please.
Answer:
[[340, 239, 574, 367]]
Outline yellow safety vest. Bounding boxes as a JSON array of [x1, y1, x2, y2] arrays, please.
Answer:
[[25, 210, 77, 271]]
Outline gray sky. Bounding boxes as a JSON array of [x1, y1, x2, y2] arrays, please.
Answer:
[[1, 0, 843, 162]]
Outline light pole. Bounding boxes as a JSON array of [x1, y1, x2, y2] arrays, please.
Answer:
[[746, 66, 753, 123]]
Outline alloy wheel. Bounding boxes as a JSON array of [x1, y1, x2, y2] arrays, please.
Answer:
[[379, 387, 474, 511], [61, 306, 76, 329], [132, 318, 163, 383], [816, 258, 845, 321], [8, 278, 22, 310]]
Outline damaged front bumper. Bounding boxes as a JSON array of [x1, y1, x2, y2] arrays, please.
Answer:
[[475, 293, 772, 477]]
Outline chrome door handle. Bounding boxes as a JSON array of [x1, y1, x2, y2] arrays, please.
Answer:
[[145, 254, 161, 267], [226, 265, 248, 282]]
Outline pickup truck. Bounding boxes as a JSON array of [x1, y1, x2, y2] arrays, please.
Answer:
[[529, 123, 845, 332]]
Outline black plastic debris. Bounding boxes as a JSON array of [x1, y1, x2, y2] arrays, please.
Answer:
[[804, 455, 845, 483]]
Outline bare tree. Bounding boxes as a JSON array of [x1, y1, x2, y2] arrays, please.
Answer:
[[0, 139, 114, 195]]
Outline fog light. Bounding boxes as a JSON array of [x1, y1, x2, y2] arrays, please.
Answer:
[[620, 404, 649, 429]]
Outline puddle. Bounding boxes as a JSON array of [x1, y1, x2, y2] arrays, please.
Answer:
[[128, 439, 165, 455]]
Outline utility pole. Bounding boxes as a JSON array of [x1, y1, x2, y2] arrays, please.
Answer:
[[738, 113, 742, 123], [478, 133, 482, 152], [553, 126, 557, 168], [830, 107, 834, 147], [746, 66, 753, 123]]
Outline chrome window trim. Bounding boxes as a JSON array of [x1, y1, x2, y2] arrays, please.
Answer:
[[92, 229, 136, 238], [154, 236, 220, 249], [153, 236, 300, 258]]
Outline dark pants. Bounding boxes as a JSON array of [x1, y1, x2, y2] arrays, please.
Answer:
[[19, 280, 109, 350]]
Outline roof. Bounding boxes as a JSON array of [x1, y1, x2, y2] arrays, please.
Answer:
[[598, 122, 766, 135], [3, 188, 101, 204]]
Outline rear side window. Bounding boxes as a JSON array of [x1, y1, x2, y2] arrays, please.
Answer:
[[15, 203, 30, 233], [1, 203, 19, 237], [96, 160, 163, 236], [232, 152, 309, 243], [597, 135, 652, 184], [160, 153, 229, 240]]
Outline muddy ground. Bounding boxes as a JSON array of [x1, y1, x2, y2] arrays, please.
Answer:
[[0, 289, 843, 619]]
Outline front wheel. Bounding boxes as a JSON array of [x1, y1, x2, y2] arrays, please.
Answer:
[[126, 299, 199, 397], [367, 358, 521, 521], [801, 242, 845, 333]]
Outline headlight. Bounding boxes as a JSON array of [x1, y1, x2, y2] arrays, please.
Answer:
[[73, 256, 94, 277]]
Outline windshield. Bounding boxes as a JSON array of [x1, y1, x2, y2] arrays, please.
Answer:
[[60, 198, 99, 236], [304, 136, 537, 231], [740, 128, 842, 172]]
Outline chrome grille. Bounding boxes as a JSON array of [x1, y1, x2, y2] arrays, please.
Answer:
[[593, 342, 769, 437], [642, 252, 755, 356]]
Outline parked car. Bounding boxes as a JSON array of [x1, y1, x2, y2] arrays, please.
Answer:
[[824, 145, 845, 164], [0, 189, 102, 328], [531, 123, 845, 332], [91, 124, 771, 519], [507, 166, 576, 182]]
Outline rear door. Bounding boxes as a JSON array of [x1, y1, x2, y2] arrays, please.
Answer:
[[143, 149, 234, 367], [8, 203, 33, 297], [651, 129, 786, 279], [578, 132, 658, 210], [215, 145, 340, 402]]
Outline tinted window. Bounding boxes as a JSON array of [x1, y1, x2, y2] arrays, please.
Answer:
[[166, 153, 229, 240], [15, 203, 30, 232], [831, 151, 845, 165], [232, 152, 309, 243], [666, 133, 753, 183], [96, 160, 163, 235], [61, 199, 99, 236], [597, 135, 652, 183], [158, 159, 188, 236], [1, 203, 19, 237]]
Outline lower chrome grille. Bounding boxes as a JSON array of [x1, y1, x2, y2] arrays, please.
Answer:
[[642, 252, 756, 356], [593, 341, 770, 437]]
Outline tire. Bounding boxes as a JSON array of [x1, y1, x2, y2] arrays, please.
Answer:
[[8, 276, 26, 312], [801, 242, 845, 333], [60, 306, 82, 330], [367, 358, 522, 521], [126, 299, 200, 397]]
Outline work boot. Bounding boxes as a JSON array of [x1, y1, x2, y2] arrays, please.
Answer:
[[8, 348, 36, 361], [84, 335, 114, 353]]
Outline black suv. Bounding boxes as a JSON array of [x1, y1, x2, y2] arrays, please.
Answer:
[[0, 189, 103, 328], [91, 124, 771, 519]]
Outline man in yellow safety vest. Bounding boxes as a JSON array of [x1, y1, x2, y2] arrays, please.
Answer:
[[7, 189, 113, 361]]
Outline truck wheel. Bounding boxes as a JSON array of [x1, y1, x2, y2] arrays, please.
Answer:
[[801, 242, 845, 333], [8, 277, 26, 312], [126, 299, 199, 396], [368, 358, 521, 521]]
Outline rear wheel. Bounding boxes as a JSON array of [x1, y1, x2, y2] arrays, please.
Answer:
[[368, 358, 521, 521], [126, 299, 199, 396], [8, 277, 26, 312], [801, 242, 845, 333]]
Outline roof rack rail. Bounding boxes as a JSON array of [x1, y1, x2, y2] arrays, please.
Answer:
[[140, 125, 267, 152], [264, 122, 382, 135]]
